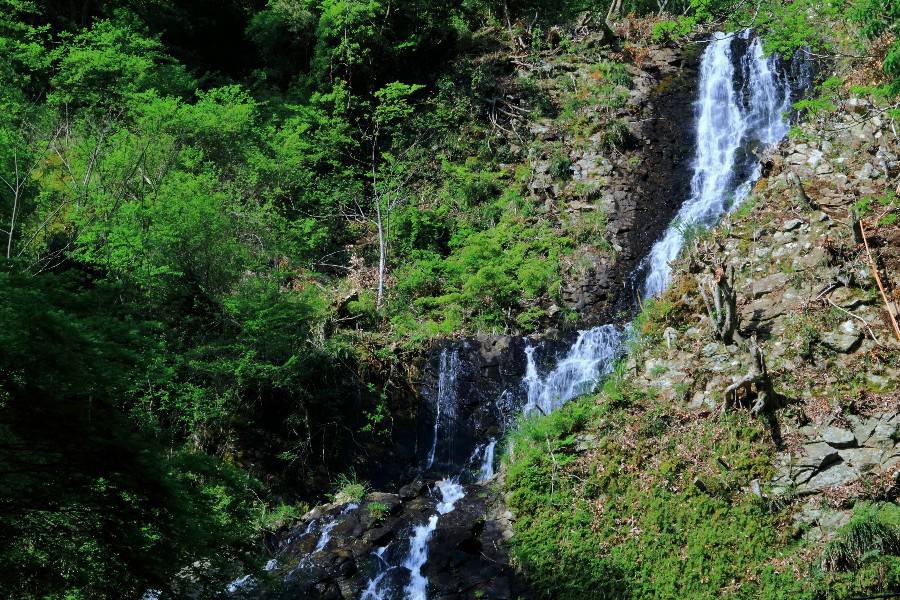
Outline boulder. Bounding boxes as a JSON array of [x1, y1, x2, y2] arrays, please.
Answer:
[[797, 442, 840, 470], [838, 448, 883, 473], [828, 287, 866, 309], [746, 297, 785, 322], [751, 273, 789, 299], [821, 426, 857, 448], [796, 460, 859, 494], [783, 218, 803, 231], [399, 480, 426, 501], [868, 414, 899, 447], [847, 415, 878, 446], [821, 321, 862, 353]]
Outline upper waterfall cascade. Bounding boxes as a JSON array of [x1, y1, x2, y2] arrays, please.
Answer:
[[642, 31, 796, 298], [524, 31, 805, 417]]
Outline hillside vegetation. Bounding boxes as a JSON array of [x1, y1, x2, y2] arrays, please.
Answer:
[[0, 0, 898, 598]]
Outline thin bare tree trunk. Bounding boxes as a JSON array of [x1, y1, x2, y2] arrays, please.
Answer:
[[372, 142, 385, 309], [860, 218, 900, 342], [375, 198, 385, 309], [6, 156, 18, 259]]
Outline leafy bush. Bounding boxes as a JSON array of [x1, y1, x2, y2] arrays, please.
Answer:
[[652, 17, 696, 43], [368, 501, 389, 523]]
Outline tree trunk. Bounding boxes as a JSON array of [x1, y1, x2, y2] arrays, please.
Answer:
[[375, 197, 385, 309], [698, 263, 740, 344], [722, 335, 773, 415]]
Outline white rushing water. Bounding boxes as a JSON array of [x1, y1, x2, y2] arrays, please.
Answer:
[[402, 478, 464, 600], [477, 439, 497, 482], [313, 503, 358, 554], [523, 31, 799, 415], [360, 546, 394, 600], [425, 348, 460, 469], [285, 502, 360, 581], [226, 574, 254, 593], [642, 31, 793, 298], [361, 478, 466, 600], [401, 516, 439, 600], [314, 519, 339, 553], [522, 325, 622, 415]]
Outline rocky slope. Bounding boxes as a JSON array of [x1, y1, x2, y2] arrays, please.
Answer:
[[481, 26, 700, 323], [636, 92, 900, 526], [501, 88, 898, 597]]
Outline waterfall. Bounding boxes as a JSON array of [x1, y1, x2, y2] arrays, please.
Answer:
[[312, 503, 358, 553], [401, 516, 439, 600], [360, 546, 393, 600], [361, 478, 466, 600], [477, 439, 497, 482], [425, 348, 460, 469], [313, 519, 339, 553], [522, 325, 622, 416], [642, 31, 795, 298], [402, 479, 465, 600], [524, 30, 802, 415], [330, 30, 806, 600]]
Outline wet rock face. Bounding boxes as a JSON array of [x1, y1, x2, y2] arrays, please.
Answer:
[[566, 48, 700, 322], [416, 335, 570, 471], [252, 484, 525, 600]]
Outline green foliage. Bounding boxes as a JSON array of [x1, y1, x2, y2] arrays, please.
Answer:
[[367, 501, 389, 523], [652, 17, 696, 43], [361, 383, 392, 437], [49, 20, 194, 110], [16, 1, 897, 597], [258, 502, 308, 532], [733, 195, 758, 220], [0, 270, 261, 598], [823, 502, 900, 573], [394, 219, 571, 332], [793, 77, 842, 116], [505, 393, 809, 599], [332, 471, 369, 504], [0, 1, 638, 596], [849, 0, 900, 94], [549, 148, 573, 180], [374, 81, 425, 127], [600, 117, 629, 150], [854, 189, 898, 227], [819, 502, 900, 597]]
